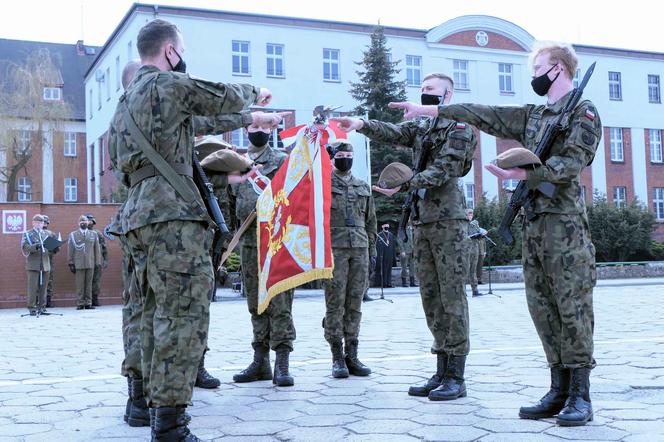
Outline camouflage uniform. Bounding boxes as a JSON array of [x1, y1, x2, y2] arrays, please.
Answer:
[[437, 95, 601, 368], [108, 64, 258, 407], [324, 170, 377, 344], [229, 145, 296, 352], [21, 228, 51, 313], [360, 117, 476, 356], [397, 225, 416, 285], [90, 228, 108, 306], [466, 220, 482, 293]]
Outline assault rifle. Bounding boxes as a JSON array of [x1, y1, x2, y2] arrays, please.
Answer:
[[498, 62, 596, 245]]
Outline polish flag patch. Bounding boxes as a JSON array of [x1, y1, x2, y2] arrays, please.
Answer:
[[585, 109, 596, 121], [456, 123, 466, 129]]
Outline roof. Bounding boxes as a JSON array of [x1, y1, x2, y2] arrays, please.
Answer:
[[0, 38, 100, 121]]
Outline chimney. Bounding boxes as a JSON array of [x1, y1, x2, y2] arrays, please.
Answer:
[[76, 40, 85, 56]]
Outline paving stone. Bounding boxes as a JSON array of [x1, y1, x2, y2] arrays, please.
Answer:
[[0, 423, 52, 436], [276, 426, 349, 441], [409, 425, 488, 441], [222, 420, 292, 436], [345, 418, 421, 434], [544, 425, 628, 440], [474, 418, 554, 433]]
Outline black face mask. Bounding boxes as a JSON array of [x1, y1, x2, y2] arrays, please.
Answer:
[[421, 93, 443, 106], [79, 223, 88, 230], [248, 131, 270, 147], [334, 157, 353, 172], [167, 48, 187, 73], [531, 65, 560, 96]]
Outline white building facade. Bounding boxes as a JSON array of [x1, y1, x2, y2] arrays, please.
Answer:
[[85, 4, 664, 232]]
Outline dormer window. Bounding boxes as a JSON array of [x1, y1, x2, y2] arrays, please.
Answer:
[[43, 86, 62, 101]]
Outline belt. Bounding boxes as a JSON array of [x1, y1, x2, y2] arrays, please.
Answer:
[[129, 163, 193, 187]]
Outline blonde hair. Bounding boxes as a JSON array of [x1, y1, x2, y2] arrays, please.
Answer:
[[530, 41, 578, 80], [423, 72, 455, 90]]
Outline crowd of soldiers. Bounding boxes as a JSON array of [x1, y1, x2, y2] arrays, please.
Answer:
[[19, 16, 602, 441]]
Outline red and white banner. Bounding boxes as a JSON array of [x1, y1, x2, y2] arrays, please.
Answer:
[[279, 120, 346, 148], [256, 126, 338, 313]]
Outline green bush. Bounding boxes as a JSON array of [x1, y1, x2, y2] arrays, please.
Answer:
[[473, 194, 522, 265], [224, 251, 241, 272]]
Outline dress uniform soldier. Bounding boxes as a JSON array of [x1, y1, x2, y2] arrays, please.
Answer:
[[465, 209, 486, 297], [42, 215, 59, 307], [373, 223, 396, 288], [67, 215, 101, 309], [108, 19, 274, 440], [323, 140, 377, 378], [86, 214, 108, 307], [21, 214, 51, 315], [229, 122, 297, 387], [391, 42, 601, 426], [333, 72, 477, 402]]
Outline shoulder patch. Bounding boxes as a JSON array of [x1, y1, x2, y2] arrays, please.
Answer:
[[585, 109, 596, 121], [456, 123, 466, 129]]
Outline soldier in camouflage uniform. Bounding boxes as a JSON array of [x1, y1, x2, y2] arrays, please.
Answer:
[[229, 121, 297, 387], [108, 19, 274, 440], [397, 224, 416, 287], [465, 209, 485, 297], [392, 43, 601, 426], [42, 215, 59, 308], [323, 140, 377, 379], [86, 214, 108, 307], [334, 72, 477, 402]]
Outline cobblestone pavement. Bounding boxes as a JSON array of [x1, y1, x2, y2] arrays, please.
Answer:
[[1, 278, 663, 441]]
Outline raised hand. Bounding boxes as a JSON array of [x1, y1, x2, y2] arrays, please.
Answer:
[[372, 185, 401, 197], [330, 117, 364, 133], [255, 88, 272, 106], [251, 111, 292, 128], [388, 102, 437, 120]]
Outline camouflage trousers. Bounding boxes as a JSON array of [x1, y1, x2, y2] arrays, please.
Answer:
[[241, 244, 295, 351], [323, 247, 369, 343], [92, 265, 102, 305], [400, 251, 416, 280], [75, 269, 94, 307], [465, 239, 480, 291], [125, 220, 214, 407], [523, 213, 596, 369], [414, 220, 469, 356], [120, 236, 142, 379]]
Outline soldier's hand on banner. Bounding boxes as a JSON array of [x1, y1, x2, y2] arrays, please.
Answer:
[[485, 163, 527, 180], [372, 184, 400, 196], [251, 111, 292, 128], [255, 88, 272, 106], [388, 102, 438, 120], [228, 164, 263, 185], [330, 117, 364, 132]]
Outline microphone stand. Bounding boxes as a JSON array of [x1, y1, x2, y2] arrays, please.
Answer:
[[483, 235, 501, 298]]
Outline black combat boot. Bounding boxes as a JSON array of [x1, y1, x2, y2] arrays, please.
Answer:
[[519, 367, 570, 419], [344, 339, 371, 376], [409, 353, 447, 396], [152, 406, 201, 442], [233, 346, 272, 383], [410, 277, 417, 287], [195, 349, 220, 389], [127, 378, 150, 427], [330, 341, 349, 378], [46, 295, 52, 308], [362, 291, 375, 302], [556, 367, 593, 426], [124, 377, 131, 423], [472, 290, 484, 297], [429, 355, 467, 401], [273, 345, 295, 386], [401, 277, 408, 287]]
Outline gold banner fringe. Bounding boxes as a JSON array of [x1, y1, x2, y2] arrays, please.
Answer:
[[257, 267, 333, 314]]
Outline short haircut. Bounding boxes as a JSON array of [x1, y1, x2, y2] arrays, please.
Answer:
[[423, 73, 455, 90], [137, 19, 180, 59], [121, 59, 141, 90], [530, 41, 578, 80]]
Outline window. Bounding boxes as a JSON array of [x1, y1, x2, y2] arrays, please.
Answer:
[[613, 186, 626, 208], [581, 185, 587, 203], [323, 49, 340, 81], [115, 56, 121, 91], [231, 129, 249, 149], [502, 179, 520, 191], [127, 41, 133, 60], [97, 79, 102, 110], [650, 129, 663, 163], [648, 75, 661, 103], [269, 120, 286, 150], [64, 177, 78, 202], [609, 71, 622, 100], [266, 43, 284, 78], [498, 63, 513, 93], [105, 67, 111, 100], [453, 60, 469, 90], [406, 55, 422, 86], [17, 130, 31, 152], [609, 127, 624, 161], [89, 89, 93, 118], [654, 188, 664, 220], [64, 132, 77, 157], [17, 177, 32, 202], [43, 87, 62, 101], [232, 41, 250, 75], [465, 183, 475, 209], [573, 68, 580, 88]]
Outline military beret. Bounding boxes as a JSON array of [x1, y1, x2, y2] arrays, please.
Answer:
[[86, 213, 96, 224], [201, 149, 254, 173], [194, 136, 234, 160], [377, 162, 413, 189], [32, 214, 45, 222], [493, 147, 541, 169], [42, 215, 50, 223], [326, 140, 353, 158]]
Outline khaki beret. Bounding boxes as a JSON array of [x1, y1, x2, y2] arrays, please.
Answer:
[[201, 149, 253, 173], [32, 214, 45, 222], [494, 147, 541, 169], [377, 162, 413, 189], [194, 136, 234, 160]]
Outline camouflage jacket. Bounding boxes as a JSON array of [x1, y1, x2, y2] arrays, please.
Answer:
[[359, 117, 477, 224], [229, 146, 287, 247], [329, 171, 377, 255], [90, 229, 109, 266], [437, 92, 602, 214], [108, 65, 258, 233], [193, 111, 252, 136]]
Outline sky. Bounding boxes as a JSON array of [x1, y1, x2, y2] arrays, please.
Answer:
[[0, 0, 661, 53]]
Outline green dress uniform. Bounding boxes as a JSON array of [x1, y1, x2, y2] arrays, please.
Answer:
[[90, 228, 108, 306], [21, 228, 51, 313], [67, 228, 101, 308]]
